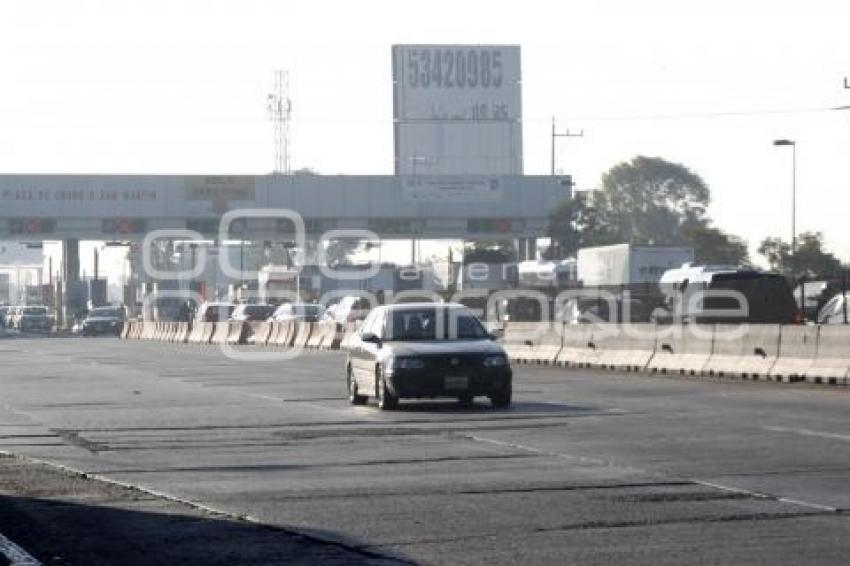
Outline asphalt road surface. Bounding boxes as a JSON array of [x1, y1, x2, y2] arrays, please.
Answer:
[[0, 337, 848, 565]]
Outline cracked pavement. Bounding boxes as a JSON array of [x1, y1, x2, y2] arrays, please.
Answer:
[[0, 337, 849, 565]]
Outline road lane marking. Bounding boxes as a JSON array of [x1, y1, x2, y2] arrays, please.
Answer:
[[0, 532, 41, 565], [762, 425, 850, 443]]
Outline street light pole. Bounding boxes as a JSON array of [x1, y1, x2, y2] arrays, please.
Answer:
[[772, 139, 797, 255]]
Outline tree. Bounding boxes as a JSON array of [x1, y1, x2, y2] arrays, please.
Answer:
[[758, 232, 842, 279], [547, 155, 749, 265], [682, 220, 750, 266]]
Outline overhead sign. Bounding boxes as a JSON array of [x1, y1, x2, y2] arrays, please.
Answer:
[[401, 176, 503, 203], [392, 45, 522, 176]]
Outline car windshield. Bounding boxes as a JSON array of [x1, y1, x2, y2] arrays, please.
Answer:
[[90, 308, 123, 318], [385, 307, 488, 341], [23, 307, 47, 315]]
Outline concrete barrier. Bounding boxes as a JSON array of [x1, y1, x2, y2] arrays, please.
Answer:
[[769, 325, 817, 383], [555, 325, 596, 367], [142, 322, 157, 341], [704, 324, 780, 379], [173, 322, 189, 343], [525, 322, 562, 364], [647, 325, 714, 375], [501, 322, 543, 363], [210, 322, 230, 345], [248, 321, 272, 346], [587, 324, 657, 372], [306, 321, 324, 349], [339, 322, 359, 351], [293, 321, 312, 349], [132, 322, 144, 340], [806, 326, 850, 385], [326, 322, 344, 350], [226, 321, 248, 345], [269, 321, 291, 347]]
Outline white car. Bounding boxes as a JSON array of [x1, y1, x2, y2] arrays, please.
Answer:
[[817, 293, 849, 325]]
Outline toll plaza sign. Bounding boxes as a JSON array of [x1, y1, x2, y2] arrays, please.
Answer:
[[392, 45, 523, 176]]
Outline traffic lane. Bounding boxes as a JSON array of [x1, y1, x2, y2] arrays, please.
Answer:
[[483, 366, 850, 510], [1, 339, 849, 565]]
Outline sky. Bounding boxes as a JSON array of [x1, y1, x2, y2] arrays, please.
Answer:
[[2, 0, 850, 274]]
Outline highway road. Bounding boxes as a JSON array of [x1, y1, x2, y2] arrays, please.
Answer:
[[0, 337, 848, 565]]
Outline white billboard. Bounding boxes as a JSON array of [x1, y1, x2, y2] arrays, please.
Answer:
[[393, 45, 522, 176]]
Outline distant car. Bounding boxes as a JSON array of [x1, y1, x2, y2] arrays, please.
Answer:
[[230, 304, 276, 322], [17, 306, 52, 332], [324, 296, 371, 327], [82, 306, 126, 336], [195, 302, 236, 323], [346, 303, 512, 410], [270, 303, 324, 322], [817, 293, 849, 325]]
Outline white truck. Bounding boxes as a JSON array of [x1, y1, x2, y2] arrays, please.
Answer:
[[577, 244, 694, 287]]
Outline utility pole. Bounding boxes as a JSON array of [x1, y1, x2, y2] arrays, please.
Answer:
[[267, 70, 292, 175], [551, 116, 584, 176]]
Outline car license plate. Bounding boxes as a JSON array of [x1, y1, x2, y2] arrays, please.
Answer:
[[444, 376, 469, 390]]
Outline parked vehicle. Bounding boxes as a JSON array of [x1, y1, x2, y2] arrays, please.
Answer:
[[230, 304, 275, 322], [270, 303, 324, 322], [82, 306, 126, 336], [16, 306, 52, 332], [346, 303, 512, 410]]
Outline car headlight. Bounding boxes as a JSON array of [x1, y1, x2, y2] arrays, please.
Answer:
[[483, 355, 508, 368], [393, 357, 425, 370]]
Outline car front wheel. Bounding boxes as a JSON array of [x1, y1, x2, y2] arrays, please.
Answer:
[[347, 366, 367, 405], [489, 388, 512, 409], [376, 367, 398, 411]]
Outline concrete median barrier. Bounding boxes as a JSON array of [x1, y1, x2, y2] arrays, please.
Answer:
[[225, 321, 248, 345], [806, 326, 850, 385], [269, 321, 292, 347], [555, 325, 597, 367], [769, 325, 817, 383], [173, 322, 189, 343], [188, 321, 215, 345], [119, 321, 131, 340], [339, 322, 359, 351], [524, 322, 562, 364], [210, 322, 230, 345], [704, 324, 780, 379], [647, 325, 714, 375], [501, 322, 544, 364], [248, 321, 272, 346], [132, 322, 144, 340], [306, 321, 324, 349], [293, 321, 312, 349], [587, 324, 657, 372]]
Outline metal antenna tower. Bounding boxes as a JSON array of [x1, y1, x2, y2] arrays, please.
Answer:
[[267, 70, 292, 174]]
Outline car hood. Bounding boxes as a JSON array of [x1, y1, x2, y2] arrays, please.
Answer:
[[384, 339, 504, 357]]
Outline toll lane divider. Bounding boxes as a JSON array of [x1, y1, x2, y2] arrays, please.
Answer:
[[502, 322, 849, 386], [117, 317, 849, 385]]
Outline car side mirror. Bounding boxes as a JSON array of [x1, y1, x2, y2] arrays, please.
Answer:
[[361, 332, 382, 346]]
